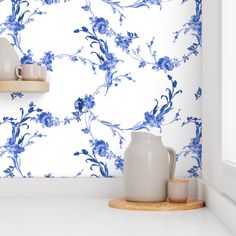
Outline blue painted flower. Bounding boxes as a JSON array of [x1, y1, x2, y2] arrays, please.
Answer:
[[157, 57, 174, 71], [144, 112, 157, 127], [11, 22, 25, 33], [93, 17, 109, 34], [93, 140, 109, 157], [74, 95, 95, 113], [74, 98, 84, 112], [41, 0, 64, 5], [40, 51, 55, 71], [84, 95, 95, 110], [43, 0, 54, 4], [191, 14, 201, 34], [115, 32, 138, 52], [5, 144, 25, 157], [7, 137, 16, 145], [37, 112, 54, 127], [6, 15, 25, 33], [144, 112, 165, 128], [115, 34, 131, 51], [21, 50, 34, 64], [74, 98, 84, 113], [99, 53, 118, 71], [114, 157, 124, 171], [172, 80, 177, 88]]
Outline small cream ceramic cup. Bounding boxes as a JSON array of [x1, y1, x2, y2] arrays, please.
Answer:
[[168, 179, 188, 203], [38, 66, 47, 81], [15, 64, 40, 81]]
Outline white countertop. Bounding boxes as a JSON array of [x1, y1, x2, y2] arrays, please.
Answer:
[[0, 198, 232, 236]]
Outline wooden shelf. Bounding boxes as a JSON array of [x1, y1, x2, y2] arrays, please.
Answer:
[[0, 80, 49, 92], [109, 198, 205, 211]]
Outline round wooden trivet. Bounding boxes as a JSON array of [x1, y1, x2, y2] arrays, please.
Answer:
[[109, 198, 205, 211]]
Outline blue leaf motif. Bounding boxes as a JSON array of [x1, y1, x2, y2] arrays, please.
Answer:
[[82, 26, 88, 32]]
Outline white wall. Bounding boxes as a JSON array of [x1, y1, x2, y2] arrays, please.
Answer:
[[0, 0, 202, 178], [202, 0, 220, 188]]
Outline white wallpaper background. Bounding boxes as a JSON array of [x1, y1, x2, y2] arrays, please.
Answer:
[[0, 0, 202, 178]]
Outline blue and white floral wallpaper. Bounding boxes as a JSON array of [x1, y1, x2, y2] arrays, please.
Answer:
[[0, 0, 202, 178]]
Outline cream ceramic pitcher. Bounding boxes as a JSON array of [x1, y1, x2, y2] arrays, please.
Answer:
[[124, 132, 176, 202], [0, 37, 20, 80]]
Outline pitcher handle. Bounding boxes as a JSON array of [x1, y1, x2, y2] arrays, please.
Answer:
[[166, 147, 176, 179]]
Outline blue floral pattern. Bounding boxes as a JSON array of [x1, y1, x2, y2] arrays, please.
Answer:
[[177, 117, 202, 177], [0, 102, 59, 177], [0, 0, 201, 177], [195, 87, 202, 100]]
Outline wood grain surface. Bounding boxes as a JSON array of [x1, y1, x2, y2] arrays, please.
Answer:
[[109, 198, 205, 211], [0, 80, 49, 92]]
